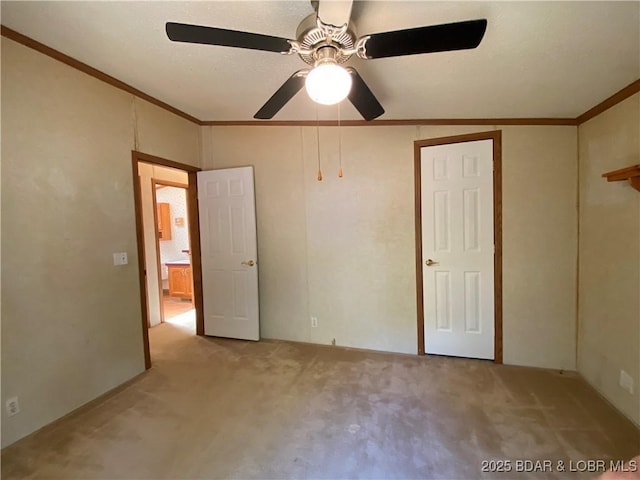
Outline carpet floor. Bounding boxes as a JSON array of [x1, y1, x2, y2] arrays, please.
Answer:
[[2, 322, 638, 479]]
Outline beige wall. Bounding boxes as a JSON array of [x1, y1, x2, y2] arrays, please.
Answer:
[[201, 124, 578, 369], [578, 93, 640, 426], [501, 126, 578, 368], [1, 38, 200, 447]]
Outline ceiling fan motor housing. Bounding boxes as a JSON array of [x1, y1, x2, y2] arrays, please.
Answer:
[[295, 13, 355, 65]]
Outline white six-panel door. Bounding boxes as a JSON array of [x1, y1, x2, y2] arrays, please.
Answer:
[[421, 140, 494, 359], [197, 167, 259, 341]]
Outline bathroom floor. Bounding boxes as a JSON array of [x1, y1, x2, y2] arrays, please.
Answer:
[[162, 294, 194, 320]]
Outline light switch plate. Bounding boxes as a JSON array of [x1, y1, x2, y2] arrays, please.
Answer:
[[113, 252, 128, 266]]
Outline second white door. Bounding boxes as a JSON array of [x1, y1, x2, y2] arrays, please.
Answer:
[[197, 167, 259, 341], [421, 139, 494, 359]]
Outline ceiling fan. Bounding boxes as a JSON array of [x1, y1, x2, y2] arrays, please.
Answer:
[[166, 1, 487, 121]]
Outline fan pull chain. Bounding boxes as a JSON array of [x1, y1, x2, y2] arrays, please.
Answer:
[[316, 106, 322, 181], [338, 102, 343, 178]]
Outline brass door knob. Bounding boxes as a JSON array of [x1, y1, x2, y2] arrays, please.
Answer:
[[241, 260, 255, 267], [425, 259, 439, 266]]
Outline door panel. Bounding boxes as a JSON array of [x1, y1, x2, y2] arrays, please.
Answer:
[[422, 139, 494, 359], [197, 167, 259, 341]]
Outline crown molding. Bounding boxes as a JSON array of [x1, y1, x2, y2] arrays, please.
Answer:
[[576, 79, 640, 125], [201, 118, 578, 127]]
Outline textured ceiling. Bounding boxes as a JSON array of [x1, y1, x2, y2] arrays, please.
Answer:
[[2, 1, 639, 121]]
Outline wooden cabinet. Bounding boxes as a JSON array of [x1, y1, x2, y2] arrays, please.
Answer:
[[157, 202, 172, 240], [167, 264, 192, 299]]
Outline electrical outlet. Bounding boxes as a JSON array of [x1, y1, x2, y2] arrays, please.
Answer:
[[6, 397, 20, 416], [311, 316, 318, 328], [113, 252, 128, 266], [619, 370, 634, 395]]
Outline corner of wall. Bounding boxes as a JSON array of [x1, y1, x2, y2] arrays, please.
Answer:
[[576, 92, 640, 426], [199, 125, 213, 169]]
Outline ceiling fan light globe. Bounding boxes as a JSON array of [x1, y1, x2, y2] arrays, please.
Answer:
[[305, 63, 352, 105]]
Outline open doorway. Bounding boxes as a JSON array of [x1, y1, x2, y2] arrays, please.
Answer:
[[153, 181, 195, 330], [131, 151, 204, 369]]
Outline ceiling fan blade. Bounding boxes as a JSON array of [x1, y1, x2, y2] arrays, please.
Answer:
[[317, 0, 353, 29], [362, 19, 487, 59], [254, 70, 309, 119], [166, 22, 292, 53], [345, 68, 384, 121]]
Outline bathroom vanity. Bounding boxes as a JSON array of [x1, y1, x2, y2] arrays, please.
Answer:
[[166, 260, 192, 300]]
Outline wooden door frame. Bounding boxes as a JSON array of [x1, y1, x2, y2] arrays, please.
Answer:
[[131, 151, 204, 370], [414, 130, 503, 363]]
